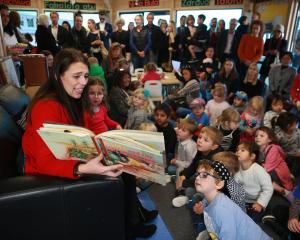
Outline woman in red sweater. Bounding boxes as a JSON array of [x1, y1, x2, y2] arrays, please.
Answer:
[[22, 49, 157, 238], [237, 20, 264, 81]]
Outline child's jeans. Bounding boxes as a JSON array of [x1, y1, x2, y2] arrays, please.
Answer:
[[167, 165, 177, 175], [186, 193, 206, 234]]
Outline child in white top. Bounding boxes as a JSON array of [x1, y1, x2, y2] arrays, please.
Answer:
[[169, 119, 197, 178], [235, 141, 273, 222], [205, 83, 230, 126], [264, 95, 286, 128]]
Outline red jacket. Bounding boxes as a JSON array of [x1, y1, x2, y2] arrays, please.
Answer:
[[291, 74, 300, 102], [141, 70, 161, 83], [88, 105, 118, 135], [237, 34, 264, 63], [22, 100, 90, 179]]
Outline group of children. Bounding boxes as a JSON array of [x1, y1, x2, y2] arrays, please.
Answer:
[[78, 52, 300, 239]]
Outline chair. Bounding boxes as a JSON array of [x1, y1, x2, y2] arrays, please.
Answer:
[[0, 84, 125, 240], [144, 80, 163, 102]]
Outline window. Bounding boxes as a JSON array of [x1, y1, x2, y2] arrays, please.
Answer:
[[291, 6, 300, 70], [12, 10, 38, 34], [119, 10, 170, 30], [176, 9, 242, 29], [44, 11, 74, 28]]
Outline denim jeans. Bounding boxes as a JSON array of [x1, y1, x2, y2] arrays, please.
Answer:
[[131, 53, 149, 69]]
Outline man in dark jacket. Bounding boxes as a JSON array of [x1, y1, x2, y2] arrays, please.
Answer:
[[96, 14, 112, 50], [143, 12, 162, 64], [49, 11, 70, 49]]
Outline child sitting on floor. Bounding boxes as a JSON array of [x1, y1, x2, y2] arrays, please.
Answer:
[[232, 91, 248, 114], [195, 160, 272, 240], [169, 119, 197, 178], [264, 95, 286, 128], [235, 142, 273, 223]]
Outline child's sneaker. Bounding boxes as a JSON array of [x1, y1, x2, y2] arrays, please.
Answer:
[[172, 195, 189, 207], [196, 230, 209, 240]]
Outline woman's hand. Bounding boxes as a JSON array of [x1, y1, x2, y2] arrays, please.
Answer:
[[78, 155, 123, 177], [288, 218, 300, 233]]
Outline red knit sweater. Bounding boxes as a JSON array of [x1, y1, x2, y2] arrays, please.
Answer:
[[237, 34, 264, 63], [141, 70, 161, 83], [22, 100, 90, 179]]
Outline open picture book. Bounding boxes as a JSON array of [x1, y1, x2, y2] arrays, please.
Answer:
[[37, 123, 170, 185]]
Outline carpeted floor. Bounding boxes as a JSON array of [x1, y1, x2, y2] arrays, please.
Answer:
[[146, 183, 196, 240]]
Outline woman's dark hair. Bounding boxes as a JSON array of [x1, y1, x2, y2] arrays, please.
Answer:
[[238, 141, 260, 161], [256, 126, 277, 144], [271, 112, 298, 132], [82, 77, 107, 115], [62, 20, 71, 31], [112, 69, 131, 89], [218, 59, 238, 82], [181, 65, 195, 83], [266, 94, 284, 111], [238, 16, 247, 25], [28, 48, 88, 125]]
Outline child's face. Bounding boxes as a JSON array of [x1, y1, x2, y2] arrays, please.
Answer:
[[121, 74, 131, 88], [205, 48, 214, 58], [133, 93, 145, 107], [206, 67, 213, 74], [154, 110, 169, 127], [182, 69, 191, 81], [233, 97, 243, 107], [255, 130, 271, 147], [248, 105, 260, 117], [236, 144, 251, 163], [192, 106, 204, 117], [177, 127, 192, 141], [196, 71, 206, 80], [195, 167, 218, 194], [197, 132, 215, 152], [88, 85, 104, 107], [47, 55, 54, 68], [213, 94, 224, 103], [228, 121, 240, 130], [224, 61, 233, 73], [272, 101, 283, 113]]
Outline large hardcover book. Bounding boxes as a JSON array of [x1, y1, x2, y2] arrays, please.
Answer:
[[37, 123, 170, 185]]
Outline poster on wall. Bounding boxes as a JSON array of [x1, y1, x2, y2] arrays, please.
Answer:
[[0, 0, 30, 6], [44, 1, 96, 10], [181, 0, 210, 7], [129, 0, 159, 8], [215, 0, 243, 5]]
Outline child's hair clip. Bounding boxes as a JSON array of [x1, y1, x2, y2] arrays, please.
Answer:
[[144, 89, 151, 98]]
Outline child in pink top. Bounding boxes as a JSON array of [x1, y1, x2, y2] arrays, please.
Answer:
[[84, 77, 122, 134], [140, 62, 161, 84], [255, 126, 294, 197]]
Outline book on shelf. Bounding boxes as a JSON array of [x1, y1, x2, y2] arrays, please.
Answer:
[[37, 123, 170, 185]]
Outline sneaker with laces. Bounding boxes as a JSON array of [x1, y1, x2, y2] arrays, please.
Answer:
[[172, 195, 189, 207]]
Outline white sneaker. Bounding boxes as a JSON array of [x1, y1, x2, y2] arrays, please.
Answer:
[[172, 195, 188, 207], [136, 186, 141, 193], [196, 230, 209, 240]]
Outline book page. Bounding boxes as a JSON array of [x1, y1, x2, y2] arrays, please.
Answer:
[[0, 57, 20, 87]]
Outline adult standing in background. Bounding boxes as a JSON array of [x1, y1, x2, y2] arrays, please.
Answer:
[[176, 15, 190, 62], [9, 10, 28, 44], [231, 16, 249, 60], [35, 14, 59, 55], [49, 11, 70, 49], [96, 13, 112, 51], [216, 18, 238, 63], [130, 15, 151, 69], [1, 4, 20, 47], [70, 13, 87, 52], [111, 18, 128, 57], [144, 12, 162, 64], [260, 24, 288, 82]]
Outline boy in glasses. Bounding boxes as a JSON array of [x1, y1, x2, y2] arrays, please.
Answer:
[[195, 160, 272, 240]]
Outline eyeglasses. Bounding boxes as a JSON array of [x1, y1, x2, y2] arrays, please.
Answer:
[[89, 92, 104, 97], [195, 171, 220, 180]]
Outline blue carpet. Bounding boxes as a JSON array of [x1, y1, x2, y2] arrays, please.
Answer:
[[137, 191, 173, 240]]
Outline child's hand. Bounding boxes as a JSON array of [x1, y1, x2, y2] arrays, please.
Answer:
[[252, 202, 263, 212], [288, 218, 300, 233], [176, 176, 185, 190], [170, 158, 176, 165], [116, 125, 122, 130], [193, 202, 204, 215]]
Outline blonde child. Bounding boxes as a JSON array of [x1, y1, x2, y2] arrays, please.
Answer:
[[263, 95, 285, 128], [84, 77, 122, 134], [195, 160, 271, 240], [169, 119, 197, 178], [205, 83, 230, 126], [126, 88, 153, 130], [240, 96, 264, 142], [216, 108, 241, 152], [140, 62, 161, 83], [255, 126, 294, 197], [235, 142, 273, 222]]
